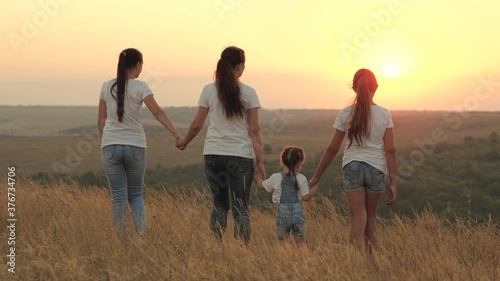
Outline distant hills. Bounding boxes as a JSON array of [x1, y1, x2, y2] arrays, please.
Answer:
[[0, 105, 498, 138], [0, 105, 341, 137]]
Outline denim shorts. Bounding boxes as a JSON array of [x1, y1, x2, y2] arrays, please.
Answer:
[[276, 203, 307, 237], [342, 161, 386, 193]]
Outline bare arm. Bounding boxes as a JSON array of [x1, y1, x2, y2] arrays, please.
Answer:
[[384, 127, 398, 205], [98, 99, 107, 140], [144, 94, 182, 141], [248, 108, 266, 180], [177, 106, 209, 148], [309, 129, 346, 187], [301, 185, 318, 202]]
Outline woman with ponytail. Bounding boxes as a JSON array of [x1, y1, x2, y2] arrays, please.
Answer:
[[98, 48, 182, 238], [177, 46, 265, 243], [309, 68, 398, 253]]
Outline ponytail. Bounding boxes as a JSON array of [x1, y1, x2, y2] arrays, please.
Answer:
[[110, 48, 143, 122], [215, 46, 246, 120], [114, 52, 127, 122], [347, 69, 377, 148]]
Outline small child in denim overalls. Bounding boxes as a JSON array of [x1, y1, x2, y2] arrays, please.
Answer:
[[255, 146, 318, 244]]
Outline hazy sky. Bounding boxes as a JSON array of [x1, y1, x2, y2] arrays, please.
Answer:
[[2, 0, 500, 110]]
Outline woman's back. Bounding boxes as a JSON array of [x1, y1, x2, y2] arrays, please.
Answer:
[[199, 81, 260, 158], [334, 104, 393, 173], [100, 78, 152, 148]]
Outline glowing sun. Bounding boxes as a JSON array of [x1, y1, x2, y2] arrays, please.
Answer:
[[382, 61, 401, 78]]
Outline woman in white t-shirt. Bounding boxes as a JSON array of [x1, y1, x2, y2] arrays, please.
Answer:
[[177, 46, 265, 243], [98, 48, 182, 237], [309, 68, 398, 253]]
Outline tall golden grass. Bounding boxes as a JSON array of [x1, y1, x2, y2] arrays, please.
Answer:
[[1, 179, 499, 280]]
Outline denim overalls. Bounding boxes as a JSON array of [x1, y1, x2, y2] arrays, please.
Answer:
[[276, 171, 307, 237]]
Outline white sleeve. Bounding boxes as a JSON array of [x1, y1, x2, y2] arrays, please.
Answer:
[[247, 88, 261, 109], [140, 81, 153, 100], [262, 173, 281, 193], [198, 84, 210, 108], [386, 109, 394, 128], [333, 107, 350, 132], [296, 174, 310, 197], [99, 81, 109, 100]]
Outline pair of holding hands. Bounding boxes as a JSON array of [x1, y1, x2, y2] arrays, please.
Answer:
[[252, 168, 268, 191], [174, 135, 187, 151], [253, 163, 267, 182]]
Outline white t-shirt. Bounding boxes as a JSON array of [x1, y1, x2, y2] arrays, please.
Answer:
[[262, 172, 310, 204], [198, 82, 261, 158], [333, 104, 393, 173], [99, 79, 153, 148]]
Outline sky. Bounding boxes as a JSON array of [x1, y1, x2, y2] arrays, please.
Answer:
[[2, 0, 500, 111]]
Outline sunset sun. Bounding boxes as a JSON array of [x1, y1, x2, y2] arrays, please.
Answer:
[[382, 61, 401, 78]]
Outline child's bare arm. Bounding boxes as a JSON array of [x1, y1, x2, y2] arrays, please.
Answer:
[[301, 185, 318, 202]]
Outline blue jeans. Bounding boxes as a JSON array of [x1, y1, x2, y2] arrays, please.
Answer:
[[102, 145, 147, 236], [204, 155, 254, 243]]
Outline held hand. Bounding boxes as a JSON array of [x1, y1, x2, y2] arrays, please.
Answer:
[[309, 184, 319, 195], [386, 184, 397, 205], [254, 162, 266, 180], [176, 136, 187, 151], [253, 170, 265, 189], [174, 134, 182, 145], [309, 176, 320, 189], [253, 170, 260, 182]]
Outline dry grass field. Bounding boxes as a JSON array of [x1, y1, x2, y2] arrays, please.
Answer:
[[1, 179, 499, 280]]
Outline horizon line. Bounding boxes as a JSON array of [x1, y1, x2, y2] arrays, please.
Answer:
[[0, 104, 499, 113]]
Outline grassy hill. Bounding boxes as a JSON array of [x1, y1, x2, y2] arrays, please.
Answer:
[[0, 180, 499, 280]]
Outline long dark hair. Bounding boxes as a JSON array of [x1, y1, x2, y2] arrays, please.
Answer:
[[110, 48, 143, 122], [347, 68, 378, 148], [215, 46, 246, 120], [281, 146, 305, 192]]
